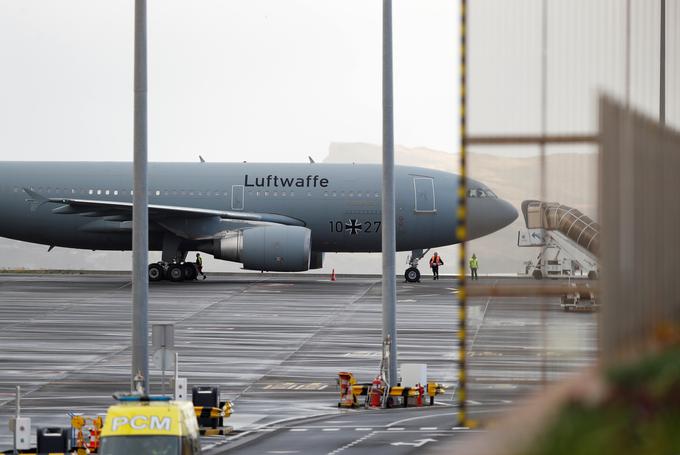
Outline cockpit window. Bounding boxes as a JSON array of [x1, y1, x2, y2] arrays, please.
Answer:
[[467, 188, 498, 198]]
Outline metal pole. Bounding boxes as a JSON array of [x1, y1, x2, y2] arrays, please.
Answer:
[[174, 352, 179, 399], [539, 0, 548, 389], [161, 350, 166, 396], [456, 0, 468, 428], [660, 0, 665, 124], [132, 0, 149, 394], [382, 0, 398, 386], [13, 385, 19, 455], [625, 0, 631, 107]]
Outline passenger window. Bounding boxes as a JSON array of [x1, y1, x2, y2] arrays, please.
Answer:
[[155, 190, 161, 196], [114, 190, 118, 195], [89, 189, 94, 195]]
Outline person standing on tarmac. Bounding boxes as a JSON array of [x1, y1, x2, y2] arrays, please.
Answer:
[[469, 253, 479, 280], [429, 252, 444, 280], [195, 253, 206, 280]]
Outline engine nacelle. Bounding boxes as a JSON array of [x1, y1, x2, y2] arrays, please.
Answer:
[[211, 225, 311, 272]]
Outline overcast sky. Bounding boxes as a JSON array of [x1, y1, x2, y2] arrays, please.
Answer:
[[0, 1, 459, 163]]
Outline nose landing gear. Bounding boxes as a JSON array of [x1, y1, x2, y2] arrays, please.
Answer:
[[404, 267, 420, 283], [404, 248, 429, 283]]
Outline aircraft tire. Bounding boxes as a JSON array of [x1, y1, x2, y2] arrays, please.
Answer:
[[588, 270, 598, 280], [168, 264, 185, 282], [532, 269, 543, 280], [182, 263, 198, 281], [404, 267, 420, 283], [148, 263, 164, 282]]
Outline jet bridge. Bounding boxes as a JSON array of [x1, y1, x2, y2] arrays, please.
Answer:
[[518, 200, 599, 280]]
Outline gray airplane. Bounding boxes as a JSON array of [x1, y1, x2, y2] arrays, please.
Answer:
[[0, 162, 517, 282]]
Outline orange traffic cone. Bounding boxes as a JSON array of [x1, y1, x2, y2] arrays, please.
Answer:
[[331, 269, 336, 281]]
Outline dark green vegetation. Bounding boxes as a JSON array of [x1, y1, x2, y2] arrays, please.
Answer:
[[523, 347, 680, 455]]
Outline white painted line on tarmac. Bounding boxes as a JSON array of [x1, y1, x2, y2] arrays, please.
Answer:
[[322, 428, 340, 431], [289, 428, 307, 432], [387, 427, 405, 431], [355, 428, 372, 431], [386, 412, 457, 427], [420, 427, 438, 431], [327, 431, 377, 455]]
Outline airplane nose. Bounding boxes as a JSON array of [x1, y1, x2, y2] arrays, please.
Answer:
[[466, 197, 519, 240], [496, 198, 519, 230]]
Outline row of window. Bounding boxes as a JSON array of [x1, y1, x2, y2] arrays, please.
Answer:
[[12, 187, 382, 199], [14, 187, 231, 197], [251, 190, 380, 198]]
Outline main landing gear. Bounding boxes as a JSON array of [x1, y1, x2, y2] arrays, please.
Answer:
[[148, 233, 200, 282], [404, 248, 430, 283], [148, 261, 198, 282]]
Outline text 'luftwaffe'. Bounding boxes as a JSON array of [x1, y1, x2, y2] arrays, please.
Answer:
[[244, 175, 329, 188]]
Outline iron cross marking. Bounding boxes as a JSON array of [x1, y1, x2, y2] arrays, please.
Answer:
[[345, 219, 362, 235]]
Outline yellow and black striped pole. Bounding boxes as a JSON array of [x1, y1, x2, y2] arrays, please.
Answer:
[[456, 0, 468, 428]]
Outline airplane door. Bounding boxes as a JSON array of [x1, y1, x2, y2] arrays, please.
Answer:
[[231, 185, 244, 210], [413, 177, 436, 213]]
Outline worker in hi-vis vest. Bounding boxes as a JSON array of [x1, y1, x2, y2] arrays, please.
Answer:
[[469, 254, 479, 280], [429, 252, 444, 280], [196, 253, 206, 280]]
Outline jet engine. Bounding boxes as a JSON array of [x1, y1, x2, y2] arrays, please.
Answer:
[[209, 225, 311, 272]]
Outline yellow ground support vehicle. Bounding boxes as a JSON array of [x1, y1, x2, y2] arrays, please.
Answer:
[[99, 395, 200, 455]]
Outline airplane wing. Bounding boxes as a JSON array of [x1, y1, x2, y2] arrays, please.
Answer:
[[23, 188, 305, 239]]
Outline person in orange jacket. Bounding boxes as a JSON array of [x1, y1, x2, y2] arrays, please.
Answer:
[[429, 252, 444, 280]]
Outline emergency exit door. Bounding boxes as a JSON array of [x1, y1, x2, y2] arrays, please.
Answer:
[[231, 185, 244, 210], [413, 177, 436, 213]]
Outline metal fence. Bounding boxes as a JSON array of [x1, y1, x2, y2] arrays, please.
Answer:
[[598, 96, 680, 363]]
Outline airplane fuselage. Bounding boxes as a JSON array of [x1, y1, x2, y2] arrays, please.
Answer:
[[0, 162, 516, 256]]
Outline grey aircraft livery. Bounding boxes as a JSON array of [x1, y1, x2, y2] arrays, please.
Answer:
[[0, 162, 517, 282]]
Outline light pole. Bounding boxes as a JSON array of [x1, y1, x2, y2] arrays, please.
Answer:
[[131, 0, 149, 394], [381, 0, 398, 386]]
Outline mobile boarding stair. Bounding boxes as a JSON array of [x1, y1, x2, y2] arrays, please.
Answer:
[[517, 200, 599, 311]]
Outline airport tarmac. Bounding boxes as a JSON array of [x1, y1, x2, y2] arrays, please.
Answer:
[[0, 273, 597, 453]]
